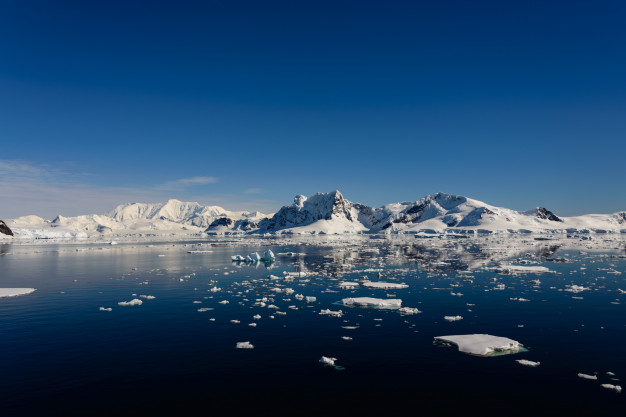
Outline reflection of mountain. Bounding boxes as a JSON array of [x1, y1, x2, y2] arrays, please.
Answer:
[[281, 237, 576, 276]]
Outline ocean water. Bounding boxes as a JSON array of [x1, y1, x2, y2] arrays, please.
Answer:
[[0, 238, 624, 416]]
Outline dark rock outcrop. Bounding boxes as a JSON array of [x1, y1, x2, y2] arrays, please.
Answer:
[[534, 207, 562, 222], [0, 220, 14, 236]]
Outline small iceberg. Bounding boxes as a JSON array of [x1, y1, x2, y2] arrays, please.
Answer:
[[261, 250, 275, 262], [577, 373, 597, 380], [434, 334, 523, 357], [342, 297, 402, 309], [0, 288, 36, 298], [236, 341, 254, 349], [398, 307, 421, 315], [443, 315, 463, 322]]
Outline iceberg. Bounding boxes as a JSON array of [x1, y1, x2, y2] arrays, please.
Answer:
[[342, 297, 402, 309], [434, 334, 523, 356], [443, 315, 463, 322], [319, 309, 343, 317], [236, 341, 254, 349], [0, 288, 36, 298], [249, 252, 261, 262], [577, 373, 597, 380], [261, 250, 275, 262]]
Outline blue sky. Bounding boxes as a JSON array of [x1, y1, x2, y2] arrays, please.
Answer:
[[1, 0, 625, 218]]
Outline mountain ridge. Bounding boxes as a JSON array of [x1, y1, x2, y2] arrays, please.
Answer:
[[4, 191, 625, 239]]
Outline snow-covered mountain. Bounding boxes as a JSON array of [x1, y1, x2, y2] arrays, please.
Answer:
[[2, 192, 625, 240]]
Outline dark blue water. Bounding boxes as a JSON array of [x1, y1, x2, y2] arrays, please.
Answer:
[[0, 239, 624, 416]]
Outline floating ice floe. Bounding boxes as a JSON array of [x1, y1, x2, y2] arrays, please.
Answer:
[[341, 336, 352, 341], [319, 309, 343, 317], [600, 384, 622, 393], [197, 308, 213, 312], [319, 356, 337, 366], [231, 255, 245, 261], [577, 373, 597, 380], [516, 359, 540, 367], [617, 289, 625, 294], [398, 307, 421, 315], [118, 298, 143, 306], [491, 265, 553, 274], [339, 281, 360, 288], [305, 296, 316, 302], [565, 285, 590, 293], [236, 341, 254, 349], [361, 281, 409, 289], [435, 334, 523, 356], [139, 295, 155, 300], [444, 315, 463, 322], [253, 314, 261, 320], [209, 286, 221, 292], [99, 307, 112, 312], [342, 297, 402, 309], [0, 288, 36, 298], [249, 252, 261, 262], [218, 300, 229, 304]]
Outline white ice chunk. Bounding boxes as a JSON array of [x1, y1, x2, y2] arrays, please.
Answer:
[[139, 295, 155, 300], [249, 252, 261, 262], [516, 359, 540, 367], [491, 265, 553, 274], [435, 334, 522, 356], [118, 298, 143, 306], [305, 296, 316, 302], [232, 255, 245, 261], [600, 384, 622, 393], [565, 285, 590, 293], [577, 373, 597, 380], [342, 297, 402, 308], [253, 314, 261, 320], [362, 281, 409, 289], [236, 341, 254, 349], [444, 315, 463, 322], [339, 281, 360, 288], [319, 309, 343, 317], [319, 356, 337, 366], [0, 288, 36, 298], [99, 307, 112, 312], [261, 250, 275, 262], [398, 307, 421, 315]]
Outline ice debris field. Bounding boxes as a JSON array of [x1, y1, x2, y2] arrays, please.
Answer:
[[0, 233, 624, 415]]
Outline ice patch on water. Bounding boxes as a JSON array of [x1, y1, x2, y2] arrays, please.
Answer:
[[361, 281, 409, 289], [516, 359, 540, 367], [342, 297, 402, 309], [118, 298, 142, 306], [600, 384, 622, 393], [444, 315, 463, 322], [236, 341, 254, 349], [578, 373, 597, 380], [435, 334, 523, 356], [0, 288, 36, 298]]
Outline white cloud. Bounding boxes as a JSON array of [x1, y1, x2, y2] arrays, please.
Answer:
[[0, 160, 278, 219]]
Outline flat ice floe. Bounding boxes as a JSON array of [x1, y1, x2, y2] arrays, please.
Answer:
[[342, 297, 402, 309], [118, 298, 143, 306], [361, 281, 409, 289], [443, 315, 463, 322], [236, 341, 254, 349], [516, 359, 540, 367], [435, 334, 523, 356], [0, 288, 36, 298], [600, 384, 622, 393], [577, 373, 597, 380], [490, 265, 553, 274]]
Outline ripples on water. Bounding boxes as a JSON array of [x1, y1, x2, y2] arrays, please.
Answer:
[[0, 236, 624, 416]]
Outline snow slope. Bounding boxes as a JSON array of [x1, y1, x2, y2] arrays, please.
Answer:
[[4, 191, 625, 239]]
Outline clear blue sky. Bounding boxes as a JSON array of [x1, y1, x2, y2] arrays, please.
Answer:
[[1, 0, 625, 218]]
